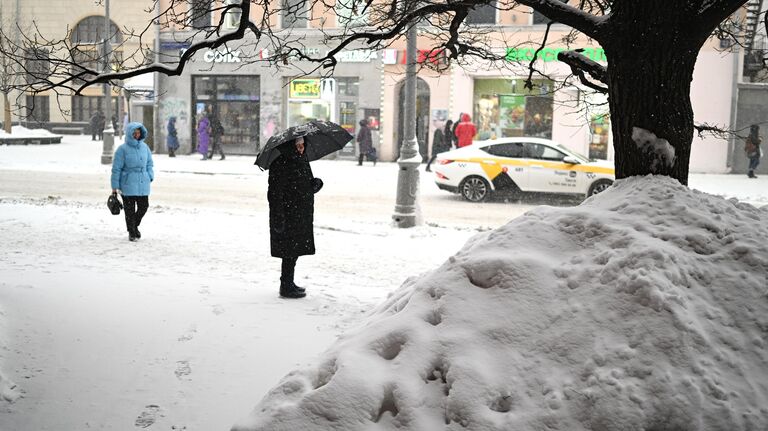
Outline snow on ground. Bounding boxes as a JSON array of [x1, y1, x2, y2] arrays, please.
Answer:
[[0, 197, 478, 430], [233, 176, 768, 431], [0, 126, 62, 138], [1, 136, 768, 430]]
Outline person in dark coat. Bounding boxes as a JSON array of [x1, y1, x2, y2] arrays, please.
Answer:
[[207, 105, 226, 160], [111, 122, 154, 242], [90, 110, 104, 141], [268, 136, 315, 299], [356, 119, 376, 166], [745, 124, 762, 178], [426, 120, 453, 172], [166, 117, 179, 157]]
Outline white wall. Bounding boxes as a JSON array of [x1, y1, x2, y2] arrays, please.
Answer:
[[689, 50, 738, 173]]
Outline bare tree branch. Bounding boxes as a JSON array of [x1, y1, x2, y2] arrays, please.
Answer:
[[514, 0, 608, 40]]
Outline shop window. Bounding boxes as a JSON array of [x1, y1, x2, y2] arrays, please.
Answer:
[[192, 75, 261, 153], [223, 0, 242, 29], [466, 1, 496, 25], [189, 0, 212, 29], [483, 142, 524, 158], [525, 143, 565, 161], [337, 77, 359, 97], [282, 0, 308, 28], [336, 0, 368, 28], [25, 95, 49, 124], [589, 114, 610, 160], [473, 78, 553, 141]]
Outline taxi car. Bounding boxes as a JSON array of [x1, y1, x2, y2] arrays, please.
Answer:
[[433, 137, 615, 202]]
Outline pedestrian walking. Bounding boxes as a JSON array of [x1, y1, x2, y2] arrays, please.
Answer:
[[166, 117, 179, 157], [268, 137, 315, 299], [197, 113, 211, 160], [745, 124, 762, 178], [208, 105, 226, 160], [356, 118, 376, 166], [454, 113, 477, 148], [110, 122, 154, 242], [90, 110, 104, 141], [426, 120, 452, 172]]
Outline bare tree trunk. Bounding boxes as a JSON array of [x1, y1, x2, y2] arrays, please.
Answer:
[[603, 3, 706, 186], [3, 92, 11, 134]]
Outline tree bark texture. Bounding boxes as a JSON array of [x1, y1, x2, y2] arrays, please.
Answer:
[[3, 93, 11, 134], [602, 2, 710, 186]]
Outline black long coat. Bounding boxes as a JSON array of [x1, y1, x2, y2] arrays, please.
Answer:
[[268, 143, 315, 258]]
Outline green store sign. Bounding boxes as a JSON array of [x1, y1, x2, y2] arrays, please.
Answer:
[[505, 47, 606, 63]]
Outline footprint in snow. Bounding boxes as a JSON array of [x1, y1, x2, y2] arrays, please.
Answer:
[[174, 361, 191, 379], [134, 405, 162, 428]]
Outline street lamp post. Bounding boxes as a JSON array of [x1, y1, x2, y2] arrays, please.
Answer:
[[100, 0, 115, 165], [392, 22, 421, 228]]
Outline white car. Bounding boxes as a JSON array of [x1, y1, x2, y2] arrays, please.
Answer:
[[433, 138, 615, 202]]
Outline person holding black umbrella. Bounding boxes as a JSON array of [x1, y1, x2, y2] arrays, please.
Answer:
[[257, 120, 352, 299], [268, 136, 315, 299]]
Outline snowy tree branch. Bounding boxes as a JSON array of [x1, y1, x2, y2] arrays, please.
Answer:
[[514, 0, 607, 40]]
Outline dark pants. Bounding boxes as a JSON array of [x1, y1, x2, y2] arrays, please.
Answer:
[[358, 151, 376, 165], [123, 196, 149, 235], [280, 257, 298, 284], [209, 137, 225, 159], [748, 157, 760, 171], [425, 155, 437, 171]]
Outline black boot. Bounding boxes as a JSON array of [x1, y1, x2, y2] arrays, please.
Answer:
[[748, 170, 755, 178], [280, 282, 306, 298], [279, 257, 306, 298]]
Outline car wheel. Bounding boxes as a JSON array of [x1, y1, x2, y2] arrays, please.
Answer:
[[588, 179, 613, 197], [460, 176, 491, 202]]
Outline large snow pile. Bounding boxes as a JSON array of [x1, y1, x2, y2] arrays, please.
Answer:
[[232, 176, 768, 431]]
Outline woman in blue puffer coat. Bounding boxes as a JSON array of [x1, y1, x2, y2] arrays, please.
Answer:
[[111, 122, 154, 241]]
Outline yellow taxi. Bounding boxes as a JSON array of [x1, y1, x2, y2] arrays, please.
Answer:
[[433, 138, 615, 202]]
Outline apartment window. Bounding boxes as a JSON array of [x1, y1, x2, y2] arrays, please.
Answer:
[[532, 1, 567, 25], [71, 16, 122, 45], [25, 95, 50, 124], [223, 0, 242, 29], [336, 0, 367, 28], [189, 0, 212, 29], [25, 48, 50, 85], [282, 0, 308, 28], [71, 96, 118, 122], [466, 1, 496, 25]]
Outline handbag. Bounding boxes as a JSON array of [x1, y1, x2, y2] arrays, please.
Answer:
[[107, 192, 123, 215]]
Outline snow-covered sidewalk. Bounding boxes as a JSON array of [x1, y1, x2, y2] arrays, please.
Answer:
[[0, 197, 478, 430]]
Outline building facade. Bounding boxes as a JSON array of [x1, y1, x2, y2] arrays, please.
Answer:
[[0, 0, 154, 133]]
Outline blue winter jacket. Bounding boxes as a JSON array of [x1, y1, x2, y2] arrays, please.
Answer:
[[111, 122, 154, 196]]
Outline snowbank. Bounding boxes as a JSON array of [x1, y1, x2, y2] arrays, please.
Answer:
[[232, 176, 768, 431], [0, 125, 61, 138]]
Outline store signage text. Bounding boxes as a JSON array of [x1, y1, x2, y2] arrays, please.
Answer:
[[505, 47, 606, 63], [382, 49, 447, 65], [334, 49, 377, 63], [290, 79, 321, 98], [203, 50, 242, 63]]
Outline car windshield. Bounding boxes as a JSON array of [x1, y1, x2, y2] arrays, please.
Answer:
[[556, 144, 591, 163]]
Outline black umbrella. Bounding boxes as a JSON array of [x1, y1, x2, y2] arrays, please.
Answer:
[[255, 120, 354, 170]]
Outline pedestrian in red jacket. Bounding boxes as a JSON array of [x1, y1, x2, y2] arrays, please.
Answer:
[[454, 113, 477, 148]]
